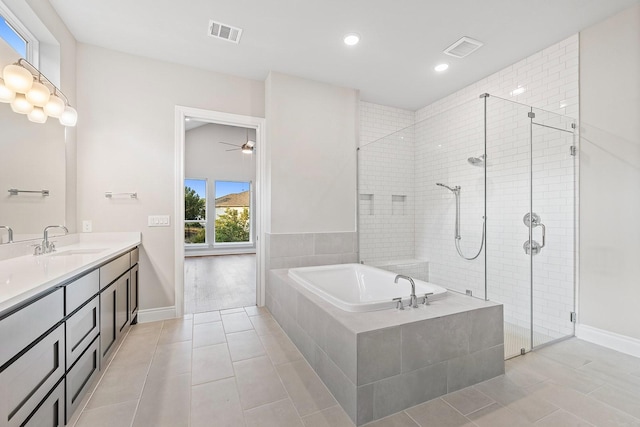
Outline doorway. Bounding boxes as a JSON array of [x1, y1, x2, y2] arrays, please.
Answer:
[[174, 107, 266, 317]]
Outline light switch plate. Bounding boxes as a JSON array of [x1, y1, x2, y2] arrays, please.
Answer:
[[148, 215, 171, 227]]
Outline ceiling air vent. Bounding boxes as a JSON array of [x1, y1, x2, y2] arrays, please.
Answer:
[[208, 20, 243, 44], [443, 36, 483, 58]]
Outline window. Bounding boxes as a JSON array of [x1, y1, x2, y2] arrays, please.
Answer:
[[184, 179, 207, 245], [214, 181, 251, 244], [0, 15, 26, 57], [0, 1, 39, 64]]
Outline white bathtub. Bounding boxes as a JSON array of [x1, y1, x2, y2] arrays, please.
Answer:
[[287, 263, 447, 312]]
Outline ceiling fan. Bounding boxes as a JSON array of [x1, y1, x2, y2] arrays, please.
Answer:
[[218, 128, 255, 153]]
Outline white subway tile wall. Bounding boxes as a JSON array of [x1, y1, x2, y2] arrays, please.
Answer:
[[359, 34, 578, 356]]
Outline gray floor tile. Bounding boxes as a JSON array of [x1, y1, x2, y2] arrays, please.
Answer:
[[363, 412, 419, 426], [193, 311, 222, 324], [244, 398, 304, 427], [147, 340, 192, 379], [234, 355, 288, 410], [221, 307, 247, 314], [276, 359, 337, 416], [589, 384, 640, 419], [191, 377, 246, 427], [192, 343, 234, 385], [222, 312, 255, 333], [227, 329, 266, 361], [467, 402, 535, 427], [85, 361, 148, 409], [193, 321, 226, 348], [534, 410, 595, 427], [158, 318, 193, 344], [133, 373, 191, 427], [245, 305, 270, 317], [442, 386, 495, 415], [405, 398, 475, 427], [301, 405, 355, 427], [260, 329, 304, 365], [531, 382, 640, 427], [250, 314, 284, 336], [74, 400, 138, 427]]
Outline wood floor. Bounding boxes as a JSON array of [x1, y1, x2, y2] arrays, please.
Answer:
[[184, 254, 256, 313]]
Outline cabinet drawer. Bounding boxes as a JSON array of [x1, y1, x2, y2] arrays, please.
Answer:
[[66, 337, 99, 421], [131, 246, 139, 266], [65, 270, 100, 315], [0, 324, 65, 426], [100, 252, 130, 289], [20, 379, 65, 427], [0, 288, 63, 367], [66, 296, 100, 368]]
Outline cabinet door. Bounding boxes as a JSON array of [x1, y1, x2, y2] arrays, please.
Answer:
[[116, 273, 130, 335], [66, 337, 99, 422], [100, 281, 116, 365], [130, 264, 139, 321], [21, 379, 65, 427], [0, 324, 65, 427], [66, 296, 99, 368]]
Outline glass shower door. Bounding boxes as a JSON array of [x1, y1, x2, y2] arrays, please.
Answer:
[[485, 96, 533, 358], [530, 108, 576, 347]]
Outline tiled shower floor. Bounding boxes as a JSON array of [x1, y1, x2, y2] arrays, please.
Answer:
[[70, 307, 640, 427]]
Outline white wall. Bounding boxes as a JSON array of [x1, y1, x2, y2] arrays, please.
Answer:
[[185, 123, 256, 252], [579, 4, 640, 341], [76, 44, 264, 311], [265, 72, 358, 234]]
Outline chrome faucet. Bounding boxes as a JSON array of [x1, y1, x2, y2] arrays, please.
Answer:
[[395, 274, 418, 308], [39, 225, 69, 254], [0, 225, 13, 243]]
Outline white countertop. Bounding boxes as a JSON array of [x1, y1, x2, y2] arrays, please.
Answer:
[[0, 232, 141, 314]]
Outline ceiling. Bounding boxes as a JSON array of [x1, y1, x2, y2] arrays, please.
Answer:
[[50, 0, 639, 111]]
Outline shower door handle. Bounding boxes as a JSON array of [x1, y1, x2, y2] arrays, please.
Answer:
[[523, 212, 546, 255]]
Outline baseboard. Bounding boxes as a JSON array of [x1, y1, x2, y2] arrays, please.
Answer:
[[576, 323, 640, 358], [137, 306, 176, 323]]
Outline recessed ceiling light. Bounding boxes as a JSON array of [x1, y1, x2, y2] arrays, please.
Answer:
[[434, 63, 449, 72], [343, 33, 360, 46], [185, 117, 191, 121]]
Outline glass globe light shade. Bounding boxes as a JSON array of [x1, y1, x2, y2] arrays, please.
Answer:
[[59, 105, 78, 126], [3, 64, 33, 93], [0, 77, 16, 103], [27, 107, 48, 123], [10, 94, 34, 114], [26, 81, 50, 107], [44, 94, 65, 117]]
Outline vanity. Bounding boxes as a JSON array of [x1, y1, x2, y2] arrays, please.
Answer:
[[0, 232, 140, 426]]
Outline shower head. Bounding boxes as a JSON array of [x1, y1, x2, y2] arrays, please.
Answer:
[[436, 183, 460, 193], [467, 154, 485, 167]]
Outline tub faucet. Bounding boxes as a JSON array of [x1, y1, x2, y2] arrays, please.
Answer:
[[395, 274, 418, 308], [40, 225, 69, 254], [0, 225, 13, 243]]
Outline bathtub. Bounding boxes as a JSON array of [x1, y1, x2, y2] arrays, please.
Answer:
[[287, 263, 447, 312]]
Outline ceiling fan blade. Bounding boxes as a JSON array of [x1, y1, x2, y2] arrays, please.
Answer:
[[226, 148, 241, 152], [218, 141, 242, 147]]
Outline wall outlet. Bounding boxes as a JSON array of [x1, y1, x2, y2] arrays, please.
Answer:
[[148, 215, 171, 227], [82, 220, 92, 232]]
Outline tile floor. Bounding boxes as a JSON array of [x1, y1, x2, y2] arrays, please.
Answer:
[[72, 307, 640, 427], [184, 254, 256, 313]]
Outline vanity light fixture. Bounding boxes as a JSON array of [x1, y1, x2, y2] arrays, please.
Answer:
[[1, 59, 77, 126], [343, 33, 360, 46]]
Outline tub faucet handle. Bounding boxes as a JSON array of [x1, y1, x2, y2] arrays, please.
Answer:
[[423, 293, 434, 305], [392, 297, 404, 310]]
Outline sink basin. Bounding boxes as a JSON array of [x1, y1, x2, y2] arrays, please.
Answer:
[[49, 248, 107, 256]]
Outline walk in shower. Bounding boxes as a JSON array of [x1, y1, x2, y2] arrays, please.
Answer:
[[358, 94, 577, 359]]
